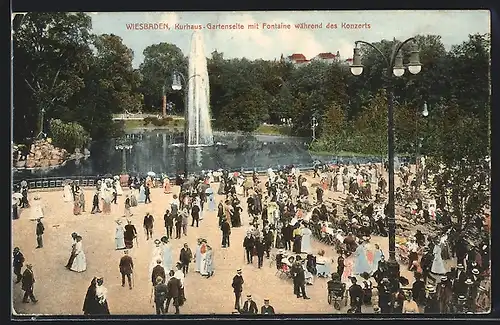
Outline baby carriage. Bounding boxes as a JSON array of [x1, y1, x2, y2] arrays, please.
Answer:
[[328, 281, 347, 310]]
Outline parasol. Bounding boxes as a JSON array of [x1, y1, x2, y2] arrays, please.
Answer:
[[205, 187, 214, 194], [12, 193, 23, 200], [147, 171, 156, 177]]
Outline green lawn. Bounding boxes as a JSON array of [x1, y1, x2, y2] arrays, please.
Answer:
[[309, 150, 382, 157], [123, 118, 184, 130], [253, 124, 292, 136]]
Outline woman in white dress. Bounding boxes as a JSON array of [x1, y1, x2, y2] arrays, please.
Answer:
[[70, 235, 87, 272], [115, 220, 126, 250], [149, 239, 163, 274], [63, 183, 73, 202], [161, 236, 173, 272], [198, 240, 208, 276], [431, 242, 447, 275], [114, 177, 123, 196], [202, 245, 214, 277], [29, 195, 44, 220], [138, 184, 146, 203], [300, 224, 313, 253], [194, 238, 202, 272]]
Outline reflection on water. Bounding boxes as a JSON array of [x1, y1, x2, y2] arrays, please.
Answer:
[[13, 131, 315, 180], [13, 130, 397, 181]]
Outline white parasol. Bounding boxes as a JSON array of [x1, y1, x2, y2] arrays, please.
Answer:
[[147, 171, 156, 177], [12, 193, 23, 200]]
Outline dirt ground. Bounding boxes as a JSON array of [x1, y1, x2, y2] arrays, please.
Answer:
[[13, 174, 423, 316]]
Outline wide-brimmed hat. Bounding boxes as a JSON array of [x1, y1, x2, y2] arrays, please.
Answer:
[[465, 278, 474, 285], [457, 264, 464, 269], [161, 236, 169, 243], [472, 268, 480, 275], [154, 239, 161, 245]]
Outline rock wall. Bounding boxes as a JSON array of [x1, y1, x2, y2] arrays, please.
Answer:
[[13, 139, 70, 169]]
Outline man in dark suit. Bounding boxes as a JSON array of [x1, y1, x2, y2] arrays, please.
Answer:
[[153, 276, 168, 314], [221, 218, 231, 248], [256, 237, 266, 268], [22, 264, 38, 303], [179, 243, 193, 275], [166, 270, 181, 314], [348, 277, 363, 313], [243, 233, 255, 264], [454, 264, 467, 296], [191, 203, 200, 227], [119, 250, 134, 289], [151, 260, 166, 287], [13, 247, 25, 283], [232, 269, 244, 310], [143, 213, 154, 240], [282, 224, 292, 251], [260, 298, 275, 314], [241, 294, 258, 314], [164, 210, 174, 238], [36, 218, 45, 249], [291, 258, 310, 299], [144, 184, 151, 204], [412, 273, 426, 307], [91, 192, 101, 214]]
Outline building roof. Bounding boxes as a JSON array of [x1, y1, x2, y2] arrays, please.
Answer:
[[294, 59, 310, 63], [289, 53, 306, 60], [316, 52, 338, 59], [345, 58, 353, 62]]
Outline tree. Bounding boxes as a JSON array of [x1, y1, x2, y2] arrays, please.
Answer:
[[13, 12, 93, 141], [425, 101, 490, 237], [49, 119, 90, 153], [139, 43, 187, 112], [353, 89, 388, 155], [67, 34, 141, 139]]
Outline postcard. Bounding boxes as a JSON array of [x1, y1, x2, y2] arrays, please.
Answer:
[[11, 10, 491, 316]]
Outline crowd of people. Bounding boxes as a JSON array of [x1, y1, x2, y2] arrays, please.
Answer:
[[12, 160, 490, 315]]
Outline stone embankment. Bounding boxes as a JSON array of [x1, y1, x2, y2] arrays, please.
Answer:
[[13, 139, 89, 170]]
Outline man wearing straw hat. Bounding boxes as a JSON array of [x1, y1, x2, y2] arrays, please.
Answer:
[[119, 250, 134, 289], [241, 294, 258, 314], [424, 286, 439, 313], [231, 269, 244, 310]]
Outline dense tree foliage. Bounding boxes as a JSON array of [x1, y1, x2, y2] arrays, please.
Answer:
[[13, 13, 140, 146]]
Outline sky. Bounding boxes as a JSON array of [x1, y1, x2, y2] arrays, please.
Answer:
[[87, 10, 490, 68]]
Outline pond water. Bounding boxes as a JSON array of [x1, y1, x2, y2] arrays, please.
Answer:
[[13, 130, 397, 181]]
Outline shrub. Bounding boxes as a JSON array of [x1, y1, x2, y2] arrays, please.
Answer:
[[49, 119, 90, 153]]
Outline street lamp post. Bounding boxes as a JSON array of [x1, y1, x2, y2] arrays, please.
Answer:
[[311, 116, 319, 141], [171, 71, 202, 178], [115, 144, 133, 173], [350, 38, 422, 311]]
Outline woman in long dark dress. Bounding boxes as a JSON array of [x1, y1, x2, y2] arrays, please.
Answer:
[[232, 204, 243, 227], [83, 277, 98, 315]]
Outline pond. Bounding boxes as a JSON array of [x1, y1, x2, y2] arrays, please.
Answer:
[[13, 130, 398, 181]]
